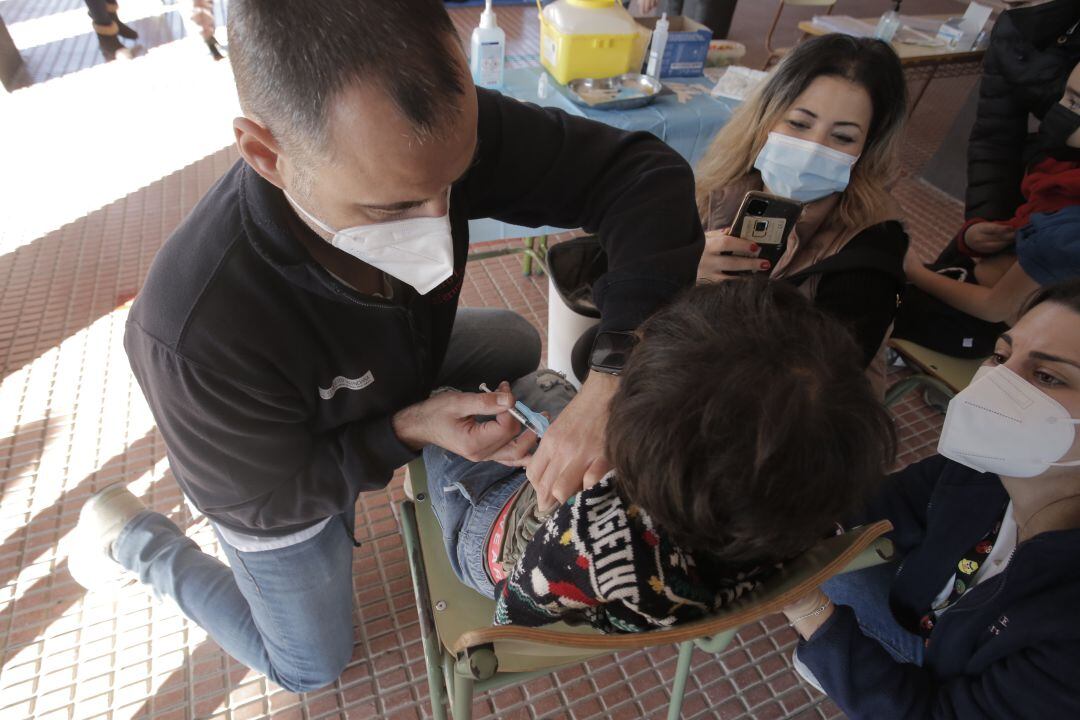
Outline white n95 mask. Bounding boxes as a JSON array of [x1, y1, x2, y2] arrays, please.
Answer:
[[753, 132, 859, 203], [286, 190, 455, 295], [938, 365, 1080, 478]]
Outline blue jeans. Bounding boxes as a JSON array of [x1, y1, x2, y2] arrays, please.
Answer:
[[115, 510, 357, 692], [423, 369, 576, 598], [423, 445, 528, 598], [114, 308, 540, 692], [821, 562, 925, 666]]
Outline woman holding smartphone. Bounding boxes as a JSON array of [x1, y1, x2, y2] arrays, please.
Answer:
[[782, 278, 1080, 718], [696, 34, 909, 377]]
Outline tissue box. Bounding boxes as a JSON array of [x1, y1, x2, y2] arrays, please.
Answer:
[[636, 16, 712, 78]]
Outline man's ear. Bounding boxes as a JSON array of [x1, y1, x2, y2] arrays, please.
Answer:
[[234, 117, 286, 189]]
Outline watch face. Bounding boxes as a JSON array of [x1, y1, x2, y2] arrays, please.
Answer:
[[591, 331, 636, 374]]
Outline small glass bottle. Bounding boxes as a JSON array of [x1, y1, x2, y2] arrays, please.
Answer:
[[874, 2, 902, 43]]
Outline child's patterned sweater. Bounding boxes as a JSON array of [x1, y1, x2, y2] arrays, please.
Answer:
[[494, 475, 776, 633]]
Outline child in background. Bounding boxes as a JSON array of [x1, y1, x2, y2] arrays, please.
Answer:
[[892, 61, 1080, 358], [426, 279, 897, 632]]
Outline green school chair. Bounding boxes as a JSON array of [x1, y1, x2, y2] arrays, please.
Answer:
[[467, 236, 549, 276], [884, 338, 987, 409], [398, 459, 895, 720]]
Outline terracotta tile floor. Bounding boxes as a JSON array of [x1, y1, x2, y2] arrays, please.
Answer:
[[2, 1, 973, 718]]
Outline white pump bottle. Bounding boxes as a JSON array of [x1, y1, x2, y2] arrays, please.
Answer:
[[646, 12, 669, 78], [470, 0, 506, 89]]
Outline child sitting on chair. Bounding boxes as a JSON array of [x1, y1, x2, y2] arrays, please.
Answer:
[[426, 279, 896, 632], [892, 60, 1080, 359]]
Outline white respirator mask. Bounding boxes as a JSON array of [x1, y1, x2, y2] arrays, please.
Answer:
[[286, 189, 455, 295], [938, 365, 1080, 478]]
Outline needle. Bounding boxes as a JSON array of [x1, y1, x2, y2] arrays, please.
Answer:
[[479, 383, 550, 437]]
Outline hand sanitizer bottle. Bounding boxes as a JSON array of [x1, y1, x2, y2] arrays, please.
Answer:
[[470, 0, 505, 89], [874, 1, 901, 42], [646, 13, 669, 78]]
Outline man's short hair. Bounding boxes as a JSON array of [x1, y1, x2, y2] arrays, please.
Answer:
[[607, 278, 896, 568], [228, 0, 466, 153]]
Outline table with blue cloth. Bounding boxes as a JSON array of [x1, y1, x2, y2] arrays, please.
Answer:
[[467, 65, 736, 254]]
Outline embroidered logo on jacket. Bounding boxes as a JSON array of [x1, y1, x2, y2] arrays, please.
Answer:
[[318, 371, 375, 400]]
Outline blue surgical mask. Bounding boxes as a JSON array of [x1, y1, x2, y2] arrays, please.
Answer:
[[753, 132, 859, 203]]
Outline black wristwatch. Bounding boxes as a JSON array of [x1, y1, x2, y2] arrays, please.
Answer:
[[589, 330, 638, 376]]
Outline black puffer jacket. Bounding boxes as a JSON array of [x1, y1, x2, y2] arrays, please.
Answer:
[[966, 0, 1080, 221]]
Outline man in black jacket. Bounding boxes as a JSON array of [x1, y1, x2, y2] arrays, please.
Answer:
[[67, 0, 703, 692]]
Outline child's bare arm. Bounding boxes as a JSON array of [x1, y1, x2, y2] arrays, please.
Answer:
[[905, 250, 1038, 324]]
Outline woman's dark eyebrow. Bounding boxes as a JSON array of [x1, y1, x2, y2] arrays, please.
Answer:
[[793, 107, 861, 129], [1030, 351, 1080, 370]]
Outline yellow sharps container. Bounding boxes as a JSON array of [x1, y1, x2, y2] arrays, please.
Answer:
[[537, 0, 642, 84]]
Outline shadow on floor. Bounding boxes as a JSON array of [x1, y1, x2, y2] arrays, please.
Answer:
[[0, 428, 168, 661]]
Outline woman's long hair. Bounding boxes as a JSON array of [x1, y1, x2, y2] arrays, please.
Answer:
[[697, 35, 907, 233]]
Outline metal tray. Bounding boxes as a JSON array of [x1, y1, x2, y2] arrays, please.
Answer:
[[565, 73, 663, 110]]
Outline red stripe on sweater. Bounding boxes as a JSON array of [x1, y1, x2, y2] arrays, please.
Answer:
[[547, 581, 600, 606]]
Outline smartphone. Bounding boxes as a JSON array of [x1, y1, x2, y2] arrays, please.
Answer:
[[730, 191, 803, 271]]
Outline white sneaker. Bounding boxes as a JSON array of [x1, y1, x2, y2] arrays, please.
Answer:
[[792, 647, 825, 694], [67, 484, 147, 593]]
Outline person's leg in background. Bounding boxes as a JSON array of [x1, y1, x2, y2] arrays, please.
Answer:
[[665, 0, 738, 38], [84, 0, 112, 26], [111, 508, 357, 693], [436, 307, 542, 391], [191, 0, 226, 60], [661, 0, 687, 17], [84, 0, 137, 61]]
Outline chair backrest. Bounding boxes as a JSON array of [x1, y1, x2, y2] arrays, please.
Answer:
[[889, 338, 985, 393], [451, 520, 893, 656], [405, 458, 891, 673]]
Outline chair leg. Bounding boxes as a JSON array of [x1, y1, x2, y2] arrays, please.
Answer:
[[884, 375, 926, 407], [667, 641, 695, 720], [908, 62, 941, 118], [452, 672, 476, 720], [425, 646, 449, 720], [522, 236, 535, 276], [399, 502, 449, 720], [534, 235, 549, 276], [884, 374, 955, 409], [762, 0, 784, 64]]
